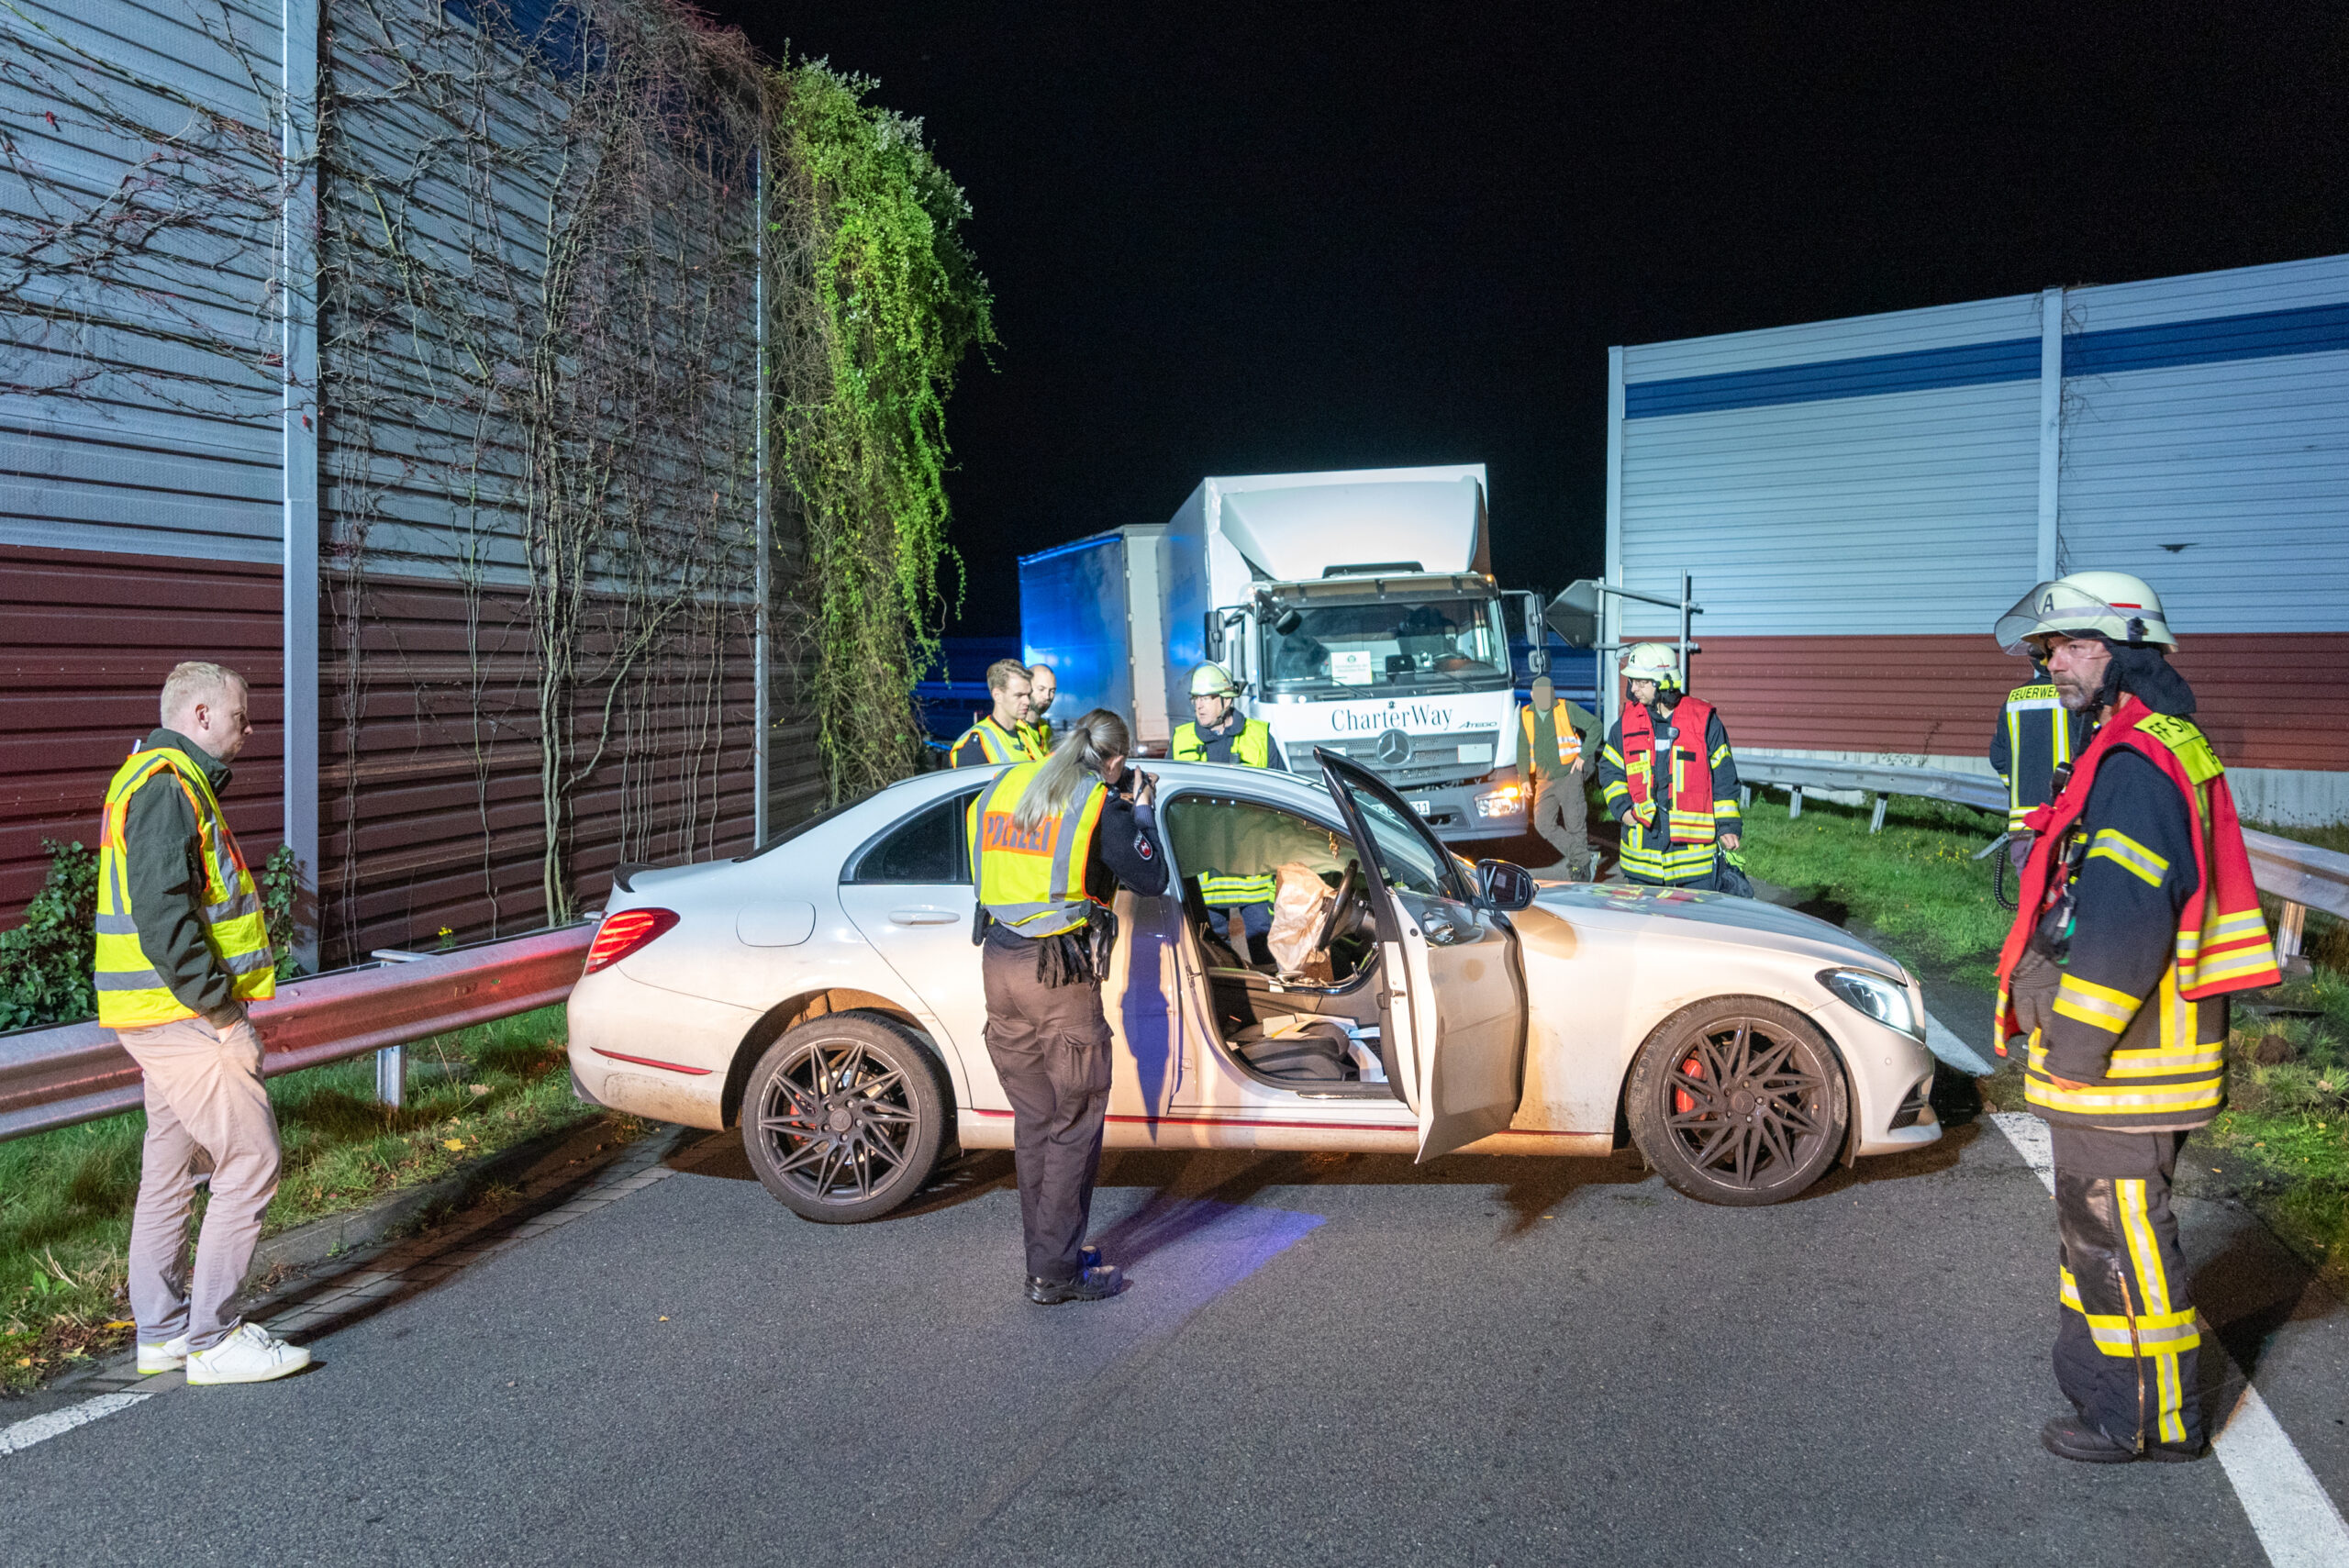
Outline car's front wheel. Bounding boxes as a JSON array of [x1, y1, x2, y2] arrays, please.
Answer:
[[741, 1011, 951, 1223], [1625, 997, 1849, 1207]]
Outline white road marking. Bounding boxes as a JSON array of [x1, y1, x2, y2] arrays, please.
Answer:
[[0, 1392, 152, 1456], [1980, 1081, 2349, 1565]]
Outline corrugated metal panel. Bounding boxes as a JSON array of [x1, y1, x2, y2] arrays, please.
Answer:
[[0, 543, 285, 917], [0, 0, 289, 562], [1622, 294, 2041, 383], [1618, 380, 2040, 639], [2056, 257, 2349, 638], [1687, 633, 2349, 774], [317, 568, 818, 962]]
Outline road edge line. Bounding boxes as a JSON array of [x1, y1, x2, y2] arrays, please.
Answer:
[[1979, 1092, 2349, 1565], [0, 1391, 152, 1457]]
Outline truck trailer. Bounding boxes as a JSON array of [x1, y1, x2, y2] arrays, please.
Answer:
[[1019, 464, 1542, 840]]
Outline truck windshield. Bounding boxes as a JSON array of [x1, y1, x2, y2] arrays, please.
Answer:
[[1260, 595, 1510, 695]]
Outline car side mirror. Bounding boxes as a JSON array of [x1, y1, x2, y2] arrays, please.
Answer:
[[1476, 859, 1535, 911]]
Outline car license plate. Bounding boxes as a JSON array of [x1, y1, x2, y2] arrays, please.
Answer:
[[1408, 799, 1432, 816]]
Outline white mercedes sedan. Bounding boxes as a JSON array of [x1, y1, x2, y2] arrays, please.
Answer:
[[567, 753, 1941, 1221]]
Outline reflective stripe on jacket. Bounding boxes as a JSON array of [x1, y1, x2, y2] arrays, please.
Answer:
[[1993, 682, 2076, 831], [1616, 695, 1729, 845], [1997, 699, 2278, 1131], [95, 746, 276, 1029], [966, 762, 1109, 937], [950, 716, 1044, 768]]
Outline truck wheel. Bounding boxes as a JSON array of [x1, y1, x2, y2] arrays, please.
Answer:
[[741, 1012, 951, 1223], [1625, 997, 1848, 1207]]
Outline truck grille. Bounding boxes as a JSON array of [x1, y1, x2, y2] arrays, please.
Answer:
[[1286, 729, 1501, 784]]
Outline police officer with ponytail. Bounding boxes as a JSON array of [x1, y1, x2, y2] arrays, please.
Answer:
[[968, 708, 1167, 1303]]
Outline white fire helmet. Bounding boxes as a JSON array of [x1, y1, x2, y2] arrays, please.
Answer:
[[1618, 642, 1681, 688], [1189, 662, 1241, 698], [1993, 571, 2177, 656]]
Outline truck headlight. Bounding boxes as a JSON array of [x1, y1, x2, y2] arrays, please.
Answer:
[[1475, 784, 1526, 818], [1819, 969, 1922, 1040]]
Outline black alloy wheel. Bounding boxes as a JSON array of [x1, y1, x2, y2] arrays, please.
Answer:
[[1625, 997, 1849, 1207], [741, 1012, 950, 1223]]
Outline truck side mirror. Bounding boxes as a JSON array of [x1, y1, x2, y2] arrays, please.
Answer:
[[1518, 591, 1550, 677], [1203, 610, 1224, 661], [1274, 607, 1303, 636]]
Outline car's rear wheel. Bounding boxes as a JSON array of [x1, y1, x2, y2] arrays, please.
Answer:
[[741, 1012, 950, 1223], [1625, 997, 1849, 1207]]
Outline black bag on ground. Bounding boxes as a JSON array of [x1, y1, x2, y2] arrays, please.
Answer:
[[1232, 1019, 1353, 1082]]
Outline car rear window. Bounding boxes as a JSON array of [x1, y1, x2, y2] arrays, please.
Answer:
[[844, 792, 978, 884]]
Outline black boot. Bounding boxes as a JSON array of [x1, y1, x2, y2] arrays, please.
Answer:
[[2041, 1416, 2136, 1463], [2041, 1416, 2203, 1464], [1028, 1264, 1122, 1305]]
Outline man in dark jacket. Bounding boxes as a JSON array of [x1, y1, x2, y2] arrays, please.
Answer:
[[99, 662, 310, 1385]]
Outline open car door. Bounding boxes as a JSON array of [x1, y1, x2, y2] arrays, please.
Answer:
[[1317, 751, 1528, 1161]]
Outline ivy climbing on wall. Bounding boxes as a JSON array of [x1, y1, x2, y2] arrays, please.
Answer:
[[769, 62, 995, 805]]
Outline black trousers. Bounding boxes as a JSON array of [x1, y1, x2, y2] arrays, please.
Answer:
[[981, 940, 1114, 1282], [2050, 1123, 2203, 1451]]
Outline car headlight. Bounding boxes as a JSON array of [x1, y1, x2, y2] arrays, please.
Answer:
[[1820, 968, 1922, 1040], [1475, 784, 1526, 818]]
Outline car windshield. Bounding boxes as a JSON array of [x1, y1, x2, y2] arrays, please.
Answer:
[[1261, 595, 1510, 695]]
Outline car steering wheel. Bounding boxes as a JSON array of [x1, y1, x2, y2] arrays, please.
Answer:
[[1313, 859, 1361, 954]]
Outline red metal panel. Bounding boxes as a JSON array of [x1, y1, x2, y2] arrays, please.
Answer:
[[1687, 633, 2349, 773], [0, 543, 285, 918]]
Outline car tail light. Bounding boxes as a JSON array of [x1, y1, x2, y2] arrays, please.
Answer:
[[583, 907, 680, 974]]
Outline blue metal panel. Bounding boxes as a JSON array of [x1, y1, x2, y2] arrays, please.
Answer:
[[2065, 300, 2349, 378], [1625, 338, 2040, 419], [1019, 534, 1135, 736]]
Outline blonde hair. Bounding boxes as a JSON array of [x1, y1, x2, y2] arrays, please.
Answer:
[[160, 662, 247, 727], [985, 658, 1030, 695], [1012, 707, 1130, 830]]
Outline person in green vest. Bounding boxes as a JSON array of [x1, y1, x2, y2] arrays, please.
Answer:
[[1170, 662, 1282, 960], [1519, 674, 1601, 879]]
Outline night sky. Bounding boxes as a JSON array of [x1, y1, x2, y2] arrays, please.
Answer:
[[714, 2, 2348, 638]]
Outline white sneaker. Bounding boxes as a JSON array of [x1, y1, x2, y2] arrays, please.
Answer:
[[135, 1335, 190, 1374], [184, 1322, 311, 1385]]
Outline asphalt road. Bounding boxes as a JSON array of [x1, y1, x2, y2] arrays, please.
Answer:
[[7, 1060, 2347, 1567]]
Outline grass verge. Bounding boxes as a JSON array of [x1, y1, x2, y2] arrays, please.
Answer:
[[1741, 786, 2349, 1298], [0, 1005, 629, 1393]]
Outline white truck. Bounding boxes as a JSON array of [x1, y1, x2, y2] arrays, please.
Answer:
[[1018, 464, 1543, 841]]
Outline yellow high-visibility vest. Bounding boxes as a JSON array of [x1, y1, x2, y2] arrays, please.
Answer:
[[966, 762, 1109, 938], [95, 745, 276, 1029], [1171, 719, 1276, 903], [1171, 719, 1273, 769], [950, 715, 1045, 768], [1519, 700, 1582, 772]]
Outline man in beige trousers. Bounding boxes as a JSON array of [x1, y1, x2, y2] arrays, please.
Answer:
[[98, 662, 309, 1384]]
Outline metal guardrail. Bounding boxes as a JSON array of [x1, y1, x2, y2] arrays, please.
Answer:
[[0, 922, 596, 1143], [1739, 756, 2349, 956]]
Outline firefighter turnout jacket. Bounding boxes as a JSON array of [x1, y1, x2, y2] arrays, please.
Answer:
[[1598, 695, 1742, 886], [95, 733, 277, 1029], [951, 714, 1045, 770], [1171, 715, 1279, 904], [1996, 697, 2279, 1131], [1990, 673, 2084, 832]]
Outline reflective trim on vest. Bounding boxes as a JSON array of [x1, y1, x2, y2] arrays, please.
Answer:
[[95, 747, 278, 1029], [968, 762, 1108, 937], [1171, 719, 1272, 768], [1519, 702, 1581, 771], [951, 717, 1044, 768], [1620, 697, 1717, 845], [2002, 684, 2071, 830], [1200, 872, 1277, 906]]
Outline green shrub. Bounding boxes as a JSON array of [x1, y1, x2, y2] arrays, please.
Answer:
[[0, 840, 305, 1031]]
